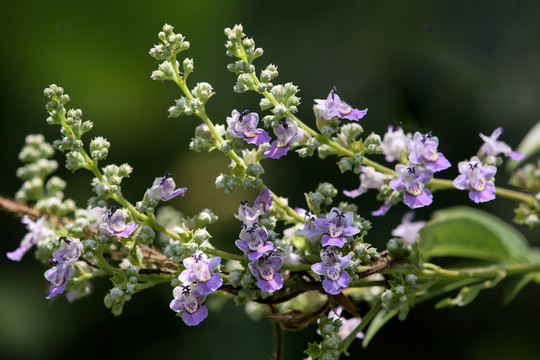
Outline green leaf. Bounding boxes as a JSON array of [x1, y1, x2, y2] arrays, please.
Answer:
[[361, 308, 398, 348], [435, 283, 483, 309], [507, 120, 540, 171], [503, 274, 535, 306], [419, 206, 539, 264], [304, 342, 321, 359]]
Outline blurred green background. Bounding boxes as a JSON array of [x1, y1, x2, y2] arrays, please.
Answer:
[[2, 0, 540, 359]]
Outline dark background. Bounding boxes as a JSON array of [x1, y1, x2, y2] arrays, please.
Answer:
[[1, 1, 540, 359]]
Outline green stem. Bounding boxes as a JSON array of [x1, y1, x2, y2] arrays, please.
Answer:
[[339, 300, 382, 356]]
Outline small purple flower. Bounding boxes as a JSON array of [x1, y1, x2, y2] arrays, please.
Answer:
[[248, 252, 284, 293], [381, 126, 411, 163], [314, 208, 360, 247], [45, 237, 83, 299], [99, 206, 139, 238], [236, 224, 274, 261], [227, 109, 271, 145], [408, 132, 451, 172], [234, 188, 273, 226], [390, 163, 433, 209], [7, 216, 47, 261], [371, 201, 393, 217], [178, 251, 222, 295], [344, 166, 391, 198], [314, 87, 368, 121], [326, 307, 364, 340], [453, 156, 497, 203], [264, 118, 299, 159], [296, 210, 323, 243], [148, 173, 187, 201], [311, 248, 351, 295], [391, 212, 426, 245], [478, 127, 525, 161], [170, 283, 208, 326], [45, 263, 71, 299]]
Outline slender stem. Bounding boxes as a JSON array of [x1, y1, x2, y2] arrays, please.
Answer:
[[339, 300, 382, 356]]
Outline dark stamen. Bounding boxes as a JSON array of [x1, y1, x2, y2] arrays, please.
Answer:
[[160, 172, 171, 185], [332, 209, 345, 219], [240, 200, 249, 206], [48, 258, 59, 265], [60, 236, 71, 245], [407, 167, 416, 174], [107, 205, 116, 219], [331, 86, 337, 99], [181, 285, 191, 295], [192, 253, 204, 262], [179, 72, 184, 80], [239, 109, 249, 121], [279, 118, 289, 130], [468, 162, 479, 170], [421, 132, 432, 144]]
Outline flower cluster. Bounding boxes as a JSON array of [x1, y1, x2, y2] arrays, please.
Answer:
[[170, 250, 222, 326], [387, 131, 450, 210], [44, 237, 83, 299], [234, 188, 284, 293], [309, 207, 359, 295]]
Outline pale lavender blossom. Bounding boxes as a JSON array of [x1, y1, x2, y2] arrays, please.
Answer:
[[390, 163, 433, 209], [381, 126, 411, 163], [279, 242, 301, 265], [170, 283, 208, 326], [408, 132, 451, 172], [235, 224, 274, 261], [178, 251, 222, 295], [147, 173, 187, 201], [311, 248, 351, 295], [7, 216, 47, 261], [326, 307, 364, 340], [314, 87, 367, 121], [478, 127, 525, 161], [344, 166, 392, 198], [226, 109, 271, 145], [99, 206, 139, 238], [248, 252, 284, 293], [296, 210, 323, 243], [264, 118, 299, 159], [45, 237, 83, 299], [314, 208, 360, 248], [391, 213, 426, 245], [372, 202, 393, 217], [234, 188, 273, 226], [453, 156, 497, 203]]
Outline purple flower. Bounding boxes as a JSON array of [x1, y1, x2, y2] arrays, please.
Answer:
[[170, 283, 208, 326], [325, 307, 364, 340], [453, 156, 497, 203], [236, 224, 274, 261], [264, 118, 299, 159], [314, 208, 360, 247], [371, 201, 393, 217], [296, 210, 323, 243], [344, 166, 391, 198], [314, 87, 368, 121], [178, 251, 222, 295], [311, 248, 351, 295], [408, 132, 451, 172], [381, 126, 411, 163], [478, 127, 525, 161], [45, 263, 71, 299], [390, 163, 433, 209], [391, 212, 426, 245], [234, 188, 273, 226], [227, 109, 271, 145], [248, 252, 284, 293], [148, 173, 187, 201], [99, 206, 139, 238], [45, 237, 83, 299], [7, 216, 47, 261]]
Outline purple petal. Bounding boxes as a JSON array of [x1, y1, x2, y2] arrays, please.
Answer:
[[182, 306, 208, 326], [372, 202, 393, 216], [311, 263, 326, 276], [6, 240, 33, 261], [343, 188, 366, 198], [403, 189, 433, 209], [469, 184, 496, 203], [196, 273, 223, 295], [322, 278, 342, 295], [321, 235, 347, 248], [115, 223, 139, 238], [507, 151, 525, 161], [264, 142, 290, 159]]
